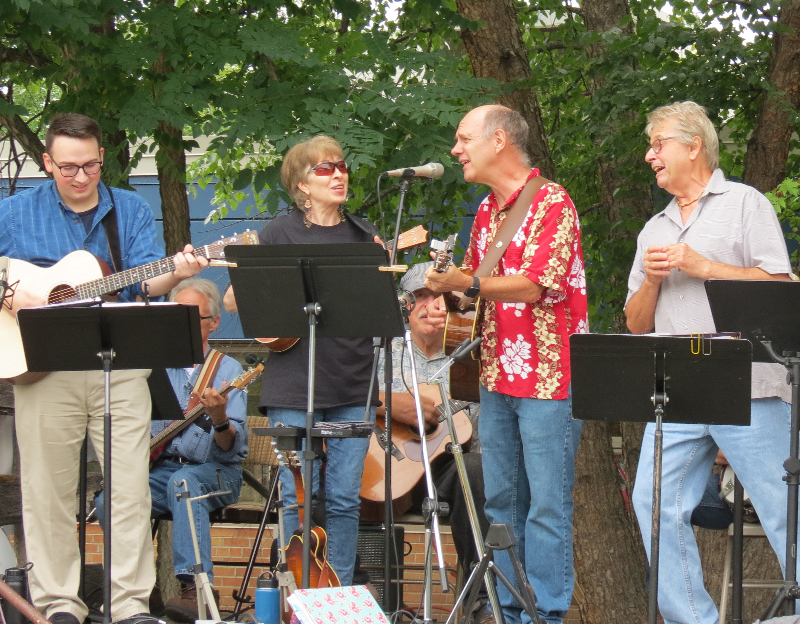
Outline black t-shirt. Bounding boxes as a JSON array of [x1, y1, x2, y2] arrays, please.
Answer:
[[257, 209, 381, 412]]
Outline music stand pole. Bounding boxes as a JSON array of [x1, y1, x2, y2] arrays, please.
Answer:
[[399, 319, 449, 623], [430, 341, 503, 624], [301, 302, 322, 590], [758, 342, 800, 619], [648, 398, 664, 624]]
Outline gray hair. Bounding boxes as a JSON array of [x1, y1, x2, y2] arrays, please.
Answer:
[[482, 106, 531, 166], [646, 101, 719, 170], [168, 277, 222, 318]]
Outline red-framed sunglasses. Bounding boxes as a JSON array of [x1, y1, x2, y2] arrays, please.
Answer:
[[309, 160, 348, 176]]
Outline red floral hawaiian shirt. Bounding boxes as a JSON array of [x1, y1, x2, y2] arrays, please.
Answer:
[[464, 169, 589, 400]]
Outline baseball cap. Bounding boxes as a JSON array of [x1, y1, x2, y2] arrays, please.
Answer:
[[400, 261, 434, 293]]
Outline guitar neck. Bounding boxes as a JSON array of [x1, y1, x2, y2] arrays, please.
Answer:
[[75, 248, 204, 301], [149, 381, 234, 451], [74, 231, 258, 301]]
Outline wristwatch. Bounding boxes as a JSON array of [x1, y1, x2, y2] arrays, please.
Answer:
[[464, 276, 481, 298], [213, 419, 231, 433]]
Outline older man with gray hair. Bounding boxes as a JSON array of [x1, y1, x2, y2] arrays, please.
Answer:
[[626, 101, 792, 624]]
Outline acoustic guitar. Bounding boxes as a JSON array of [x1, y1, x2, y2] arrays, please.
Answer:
[[256, 225, 429, 352], [433, 236, 484, 403], [0, 231, 259, 381], [360, 382, 472, 519], [149, 362, 264, 465]]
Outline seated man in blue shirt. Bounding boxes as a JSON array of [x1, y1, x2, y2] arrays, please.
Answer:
[[98, 278, 247, 622]]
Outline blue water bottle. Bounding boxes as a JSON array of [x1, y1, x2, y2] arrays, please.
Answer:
[[254, 571, 280, 624]]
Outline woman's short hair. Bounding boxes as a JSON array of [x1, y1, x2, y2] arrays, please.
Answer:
[[281, 136, 344, 207], [168, 277, 221, 318], [646, 101, 719, 170]]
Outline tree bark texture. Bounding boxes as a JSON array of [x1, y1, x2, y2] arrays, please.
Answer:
[[156, 120, 191, 256], [454, 0, 557, 180], [0, 112, 46, 173], [573, 421, 649, 624], [743, 0, 800, 193], [581, 0, 655, 331]]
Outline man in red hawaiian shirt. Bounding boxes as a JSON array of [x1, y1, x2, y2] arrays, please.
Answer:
[[426, 105, 588, 624]]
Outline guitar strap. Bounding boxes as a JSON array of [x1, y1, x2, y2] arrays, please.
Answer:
[[185, 348, 225, 414], [100, 182, 123, 274], [457, 175, 550, 310]]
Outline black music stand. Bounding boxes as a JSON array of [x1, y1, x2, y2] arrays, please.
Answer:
[[226, 243, 405, 589], [18, 300, 203, 624], [570, 333, 752, 624], [707, 279, 800, 620]]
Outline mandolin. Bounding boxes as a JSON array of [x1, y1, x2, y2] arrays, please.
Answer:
[[272, 447, 340, 615]]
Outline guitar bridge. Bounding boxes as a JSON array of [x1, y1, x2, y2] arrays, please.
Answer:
[[374, 426, 404, 460]]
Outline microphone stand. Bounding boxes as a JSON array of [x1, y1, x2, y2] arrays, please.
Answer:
[[430, 339, 505, 624]]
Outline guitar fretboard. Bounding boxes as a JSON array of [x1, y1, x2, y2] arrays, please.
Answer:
[[62, 230, 257, 303]]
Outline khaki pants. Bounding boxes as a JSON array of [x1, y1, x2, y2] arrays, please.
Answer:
[[14, 370, 155, 622]]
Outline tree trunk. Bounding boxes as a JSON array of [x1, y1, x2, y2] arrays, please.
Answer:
[[0, 111, 45, 172], [156, 120, 191, 256], [453, 0, 556, 180], [573, 421, 649, 623], [742, 0, 800, 193]]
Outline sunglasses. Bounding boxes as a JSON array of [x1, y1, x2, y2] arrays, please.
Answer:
[[309, 160, 348, 176]]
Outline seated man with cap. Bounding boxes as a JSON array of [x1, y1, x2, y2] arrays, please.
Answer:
[[377, 261, 491, 621]]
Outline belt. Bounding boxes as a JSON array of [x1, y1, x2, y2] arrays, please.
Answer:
[[156, 455, 200, 467]]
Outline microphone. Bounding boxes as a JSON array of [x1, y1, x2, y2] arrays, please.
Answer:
[[385, 163, 444, 179]]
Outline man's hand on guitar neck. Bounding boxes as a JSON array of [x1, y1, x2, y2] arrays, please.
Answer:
[[424, 261, 473, 295], [143, 244, 209, 297], [192, 386, 236, 451]]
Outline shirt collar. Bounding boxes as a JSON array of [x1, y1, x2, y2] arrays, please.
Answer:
[[661, 168, 726, 226], [490, 168, 540, 213]]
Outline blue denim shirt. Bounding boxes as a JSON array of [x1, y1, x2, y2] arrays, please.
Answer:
[[154, 354, 249, 465], [0, 180, 164, 301]]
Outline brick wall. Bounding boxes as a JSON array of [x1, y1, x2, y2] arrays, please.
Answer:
[[83, 523, 579, 623]]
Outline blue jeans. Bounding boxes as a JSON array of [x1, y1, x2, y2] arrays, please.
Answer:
[[479, 387, 582, 624], [270, 405, 375, 586], [96, 459, 242, 582], [632, 398, 792, 624]]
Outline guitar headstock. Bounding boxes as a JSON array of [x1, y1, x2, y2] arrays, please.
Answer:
[[430, 234, 458, 273], [227, 362, 265, 392], [200, 230, 260, 261]]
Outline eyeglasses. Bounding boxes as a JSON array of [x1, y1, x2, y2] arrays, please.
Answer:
[[199, 315, 215, 320], [49, 159, 103, 177], [309, 161, 348, 176], [647, 137, 677, 155]]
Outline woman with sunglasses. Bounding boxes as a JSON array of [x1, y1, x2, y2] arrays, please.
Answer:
[[240, 136, 380, 586]]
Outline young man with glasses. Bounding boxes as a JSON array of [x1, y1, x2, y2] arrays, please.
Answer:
[[0, 113, 207, 624], [626, 101, 792, 624]]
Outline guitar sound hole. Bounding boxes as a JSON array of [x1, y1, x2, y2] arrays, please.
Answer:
[[409, 423, 439, 439], [48, 284, 78, 304]]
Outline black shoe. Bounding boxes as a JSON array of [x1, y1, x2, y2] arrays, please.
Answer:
[[112, 614, 165, 624], [50, 613, 81, 624]]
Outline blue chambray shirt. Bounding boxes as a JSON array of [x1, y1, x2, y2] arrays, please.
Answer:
[[0, 180, 164, 301], [154, 354, 249, 465]]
